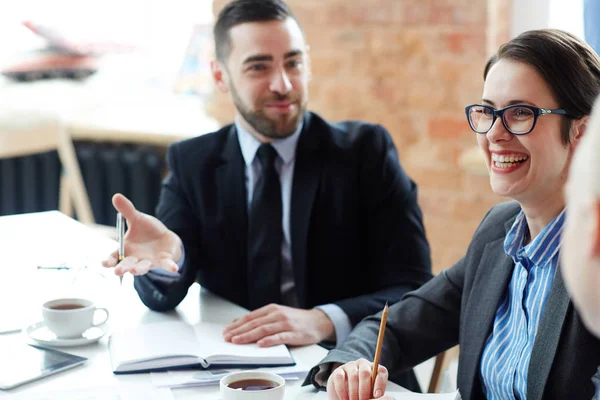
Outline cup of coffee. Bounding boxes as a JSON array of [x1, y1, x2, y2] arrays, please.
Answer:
[[42, 298, 109, 339], [220, 371, 285, 400]]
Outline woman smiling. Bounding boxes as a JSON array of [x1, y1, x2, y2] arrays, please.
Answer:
[[306, 29, 600, 400]]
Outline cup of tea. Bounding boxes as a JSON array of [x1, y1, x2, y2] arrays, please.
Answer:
[[42, 298, 109, 339], [220, 371, 285, 400]]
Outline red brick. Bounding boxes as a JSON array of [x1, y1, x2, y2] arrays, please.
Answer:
[[401, 0, 486, 26], [412, 167, 466, 191], [428, 116, 471, 140], [439, 31, 487, 56], [323, 0, 402, 26]]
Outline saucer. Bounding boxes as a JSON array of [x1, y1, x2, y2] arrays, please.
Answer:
[[24, 321, 109, 347]]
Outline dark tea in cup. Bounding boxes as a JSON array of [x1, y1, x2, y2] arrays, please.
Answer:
[[49, 304, 85, 310], [227, 378, 280, 391], [220, 370, 285, 399]]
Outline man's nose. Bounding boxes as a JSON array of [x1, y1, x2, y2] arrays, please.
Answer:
[[269, 69, 292, 95]]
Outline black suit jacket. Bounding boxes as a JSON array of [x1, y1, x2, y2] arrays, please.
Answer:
[[134, 112, 432, 325], [308, 201, 600, 399]]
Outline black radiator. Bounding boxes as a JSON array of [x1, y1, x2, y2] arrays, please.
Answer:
[[0, 142, 165, 225]]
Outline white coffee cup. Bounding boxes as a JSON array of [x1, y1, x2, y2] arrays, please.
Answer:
[[220, 371, 285, 400], [42, 298, 109, 338]]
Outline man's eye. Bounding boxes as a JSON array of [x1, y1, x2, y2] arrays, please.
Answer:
[[286, 60, 301, 68], [249, 64, 267, 72]]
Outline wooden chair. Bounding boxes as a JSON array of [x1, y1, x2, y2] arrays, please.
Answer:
[[428, 346, 459, 393], [0, 109, 113, 237]]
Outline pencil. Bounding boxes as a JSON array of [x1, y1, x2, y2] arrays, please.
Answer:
[[117, 212, 125, 262], [371, 302, 388, 397]]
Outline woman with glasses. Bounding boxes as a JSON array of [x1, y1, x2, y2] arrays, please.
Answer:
[[305, 29, 600, 400]]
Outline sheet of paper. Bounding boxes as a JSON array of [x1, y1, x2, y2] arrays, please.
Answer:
[[150, 362, 310, 388], [6, 385, 174, 400], [301, 390, 460, 400]]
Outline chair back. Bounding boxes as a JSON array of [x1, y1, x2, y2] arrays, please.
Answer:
[[428, 346, 459, 393], [0, 109, 95, 225]]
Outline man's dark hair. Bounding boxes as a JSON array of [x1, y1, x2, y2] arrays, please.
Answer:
[[214, 0, 301, 62], [484, 29, 600, 145]]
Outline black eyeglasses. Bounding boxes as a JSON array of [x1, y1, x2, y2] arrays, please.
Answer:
[[465, 104, 571, 135]]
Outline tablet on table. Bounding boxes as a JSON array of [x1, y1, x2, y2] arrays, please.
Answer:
[[0, 341, 87, 390]]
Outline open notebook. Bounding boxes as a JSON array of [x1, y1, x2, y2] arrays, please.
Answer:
[[109, 321, 295, 374]]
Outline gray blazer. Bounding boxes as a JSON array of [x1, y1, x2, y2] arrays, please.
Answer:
[[306, 201, 600, 399]]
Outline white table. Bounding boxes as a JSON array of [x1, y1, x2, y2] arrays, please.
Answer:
[[0, 211, 404, 398]]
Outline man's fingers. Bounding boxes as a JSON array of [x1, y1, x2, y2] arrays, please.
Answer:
[[134, 259, 153, 275], [229, 321, 287, 344], [223, 305, 276, 335], [112, 193, 138, 223], [114, 256, 139, 276], [102, 253, 118, 268], [225, 314, 276, 341], [256, 330, 308, 347], [157, 258, 179, 273]]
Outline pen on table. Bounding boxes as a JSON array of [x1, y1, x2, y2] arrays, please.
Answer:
[[371, 302, 388, 398], [0, 328, 22, 335], [37, 265, 70, 270], [37, 265, 87, 271], [117, 212, 125, 284]]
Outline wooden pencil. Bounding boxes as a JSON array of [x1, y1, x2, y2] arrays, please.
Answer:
[[370, 302, 388, 397]]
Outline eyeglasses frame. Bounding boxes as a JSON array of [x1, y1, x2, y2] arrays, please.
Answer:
[[464, 104, 571, 135]]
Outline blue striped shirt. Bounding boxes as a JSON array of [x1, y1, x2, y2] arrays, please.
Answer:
[[480, 208, 565, 399], [593, 366, 600, 400]]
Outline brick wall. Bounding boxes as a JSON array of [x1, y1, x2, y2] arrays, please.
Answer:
[[209, 0, 511, 274]]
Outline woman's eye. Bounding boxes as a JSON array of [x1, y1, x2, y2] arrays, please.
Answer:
[[512, 107, 534, 118], [479, 107, 492, 116]]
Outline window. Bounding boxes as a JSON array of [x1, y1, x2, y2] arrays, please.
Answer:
[[0, 0, 214, 91]]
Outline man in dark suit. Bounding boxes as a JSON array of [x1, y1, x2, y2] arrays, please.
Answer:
[[102, 0, 431, 390]]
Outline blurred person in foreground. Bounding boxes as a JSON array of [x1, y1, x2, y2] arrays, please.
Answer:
[[102, 0, 432, 391], [561, 96, 600, 398], [306, 29, 600, 400]]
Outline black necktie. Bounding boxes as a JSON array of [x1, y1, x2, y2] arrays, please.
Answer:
[[247, 144, 282, 309]]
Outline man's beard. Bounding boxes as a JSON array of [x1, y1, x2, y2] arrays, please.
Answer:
[[230, 85, 305, 140]]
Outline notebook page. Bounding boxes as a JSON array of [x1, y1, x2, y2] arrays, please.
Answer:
[[192, 322, 292, 363], [110, 321, 203, 365]]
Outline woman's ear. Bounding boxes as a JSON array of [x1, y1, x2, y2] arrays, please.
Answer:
[[571, 115, 589, 150]]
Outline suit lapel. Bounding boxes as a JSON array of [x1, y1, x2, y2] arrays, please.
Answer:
[[462, 238, 514, 398], [216, 127, 248, 284], [527, 266, 570, 400], [290, 114, 322, 307]]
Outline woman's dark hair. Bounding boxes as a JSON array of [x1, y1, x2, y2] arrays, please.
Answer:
[[484, 29, 600, 145], [214, 0, 301, 62]]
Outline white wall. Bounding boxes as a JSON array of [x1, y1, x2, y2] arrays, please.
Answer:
[[512, 0, 584, 39], [511, 0, 550, 38]]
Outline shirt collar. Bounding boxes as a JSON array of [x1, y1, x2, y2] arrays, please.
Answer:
[[235, 117, 303, 167], [504, 208, 566, 267]]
